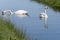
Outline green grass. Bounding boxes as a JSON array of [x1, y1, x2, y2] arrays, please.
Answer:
[[0, 18, 29, 40], [32, 0, 60, 11]]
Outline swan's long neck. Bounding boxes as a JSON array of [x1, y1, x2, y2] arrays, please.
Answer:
[[44, 6, 48, 13], [9, 10, 13, 15], [44, 9, 47, 13]]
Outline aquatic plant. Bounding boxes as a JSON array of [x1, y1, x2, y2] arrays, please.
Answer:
[[0, 18, 29, 40], [31, 0, 60, 11]]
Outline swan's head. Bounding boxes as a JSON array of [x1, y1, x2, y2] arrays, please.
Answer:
[[45, 6, 48, 9], [2, 11, 5, 15], [2, 10, 13, 16], [22, 13, 29, 16]]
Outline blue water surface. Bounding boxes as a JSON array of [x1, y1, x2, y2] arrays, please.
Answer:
[[0, 0, 60, 40]]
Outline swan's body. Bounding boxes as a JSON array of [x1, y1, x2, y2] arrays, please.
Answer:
[[2, 10, 29, 16], [40, 10, 48, 18], [15, 10, 28, 15], [40, 6, 48, 18]]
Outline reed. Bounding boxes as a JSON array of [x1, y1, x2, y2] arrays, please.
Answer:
[[0, 18, 29, 40], [32, 0, 60, 11]]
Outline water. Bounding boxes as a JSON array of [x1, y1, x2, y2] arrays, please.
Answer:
[[0, 0, 60, 40]]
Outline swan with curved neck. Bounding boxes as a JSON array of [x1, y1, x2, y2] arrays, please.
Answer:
[[40, 6, 48, 18], [2, 10, 29, 16]]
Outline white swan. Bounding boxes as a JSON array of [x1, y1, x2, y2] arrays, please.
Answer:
[[40, 6, 48, 18], [2, 10, 29, 16]]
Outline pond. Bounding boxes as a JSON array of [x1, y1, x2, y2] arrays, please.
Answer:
[[0, 0, 60, 40]]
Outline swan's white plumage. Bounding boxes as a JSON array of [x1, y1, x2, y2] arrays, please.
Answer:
[[15, 10, 28, 15], [40, 6, 48, 18], [2, 10, 28, 17], [40, 12, 48, 18]]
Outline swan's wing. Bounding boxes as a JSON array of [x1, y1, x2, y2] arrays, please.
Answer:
[[14, 10, 28, 14]]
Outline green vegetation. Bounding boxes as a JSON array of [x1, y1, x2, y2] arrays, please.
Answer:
[[0, 18, 29, 40], [32, 0, 60, 11]]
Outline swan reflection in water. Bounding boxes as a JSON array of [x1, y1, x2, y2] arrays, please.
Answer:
[[40, 17, 48, 29]]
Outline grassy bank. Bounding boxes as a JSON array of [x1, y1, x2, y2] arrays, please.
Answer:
[[32, 0, 60, 11], [0, 18, 29, 40]]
